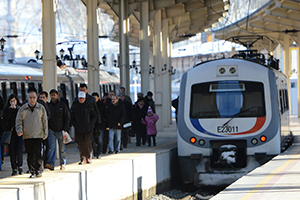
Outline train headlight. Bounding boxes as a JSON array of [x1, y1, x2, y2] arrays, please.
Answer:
[[219, 67, 226, 74], [251, 138, 258, 145], [260, 136, 267, 142], [229, 67, 236, 74], [198, 139, 205, 146], [190, 137, 196, 144]]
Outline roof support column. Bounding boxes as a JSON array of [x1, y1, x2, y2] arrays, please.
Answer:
[[140, 1, 150, 94], [283, 35, 291, 111], [42, 0, 57, 92], [168, 42, 172, 124], [153, 9, 162, 131], [86, 0, 100, 93], [297, 32, 300, 117], [119, 0, 130, 93], [162, 23, 170, 127]]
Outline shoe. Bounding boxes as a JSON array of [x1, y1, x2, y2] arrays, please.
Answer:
[[148, 143, 151, 147], [60, 165, 66, 170], [45, 164, 54, 171], [108, 150, 114, 154], [136, 144, 140, 146], [11, 170, 18, 176], [142, 142, 146, 145], [154, 143, 156, 146], [36, 173, 42, 178], [78, 162, 82, 165], [29, 174, 36, 178], [115, 151, 118, 154], [87, 159, 92, 164], [18, 167, 23, 175]]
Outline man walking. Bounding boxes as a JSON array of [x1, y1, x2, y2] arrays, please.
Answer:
[[45, 89, 70, 171], [15, 89, 48, 178], [107, 95, 125, 154], [71, 92, 97, 164]]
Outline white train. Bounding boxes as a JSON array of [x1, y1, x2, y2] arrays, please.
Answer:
[[177, 50, 293, 186]]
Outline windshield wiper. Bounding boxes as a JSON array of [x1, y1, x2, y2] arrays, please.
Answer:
[[221, 106, 256, 127]]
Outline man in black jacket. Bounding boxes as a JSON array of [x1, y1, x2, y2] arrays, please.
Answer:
[[45, 89, 70, 171], [71, 92, 97, 164], [107, 95, 125, 154], [71, 83, 100, 124], [91, 92, 108, 158]]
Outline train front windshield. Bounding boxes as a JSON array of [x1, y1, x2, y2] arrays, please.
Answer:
[[190, 81, 266, 118]]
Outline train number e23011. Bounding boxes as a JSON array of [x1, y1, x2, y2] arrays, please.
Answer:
[[217, 126, 239, 133]]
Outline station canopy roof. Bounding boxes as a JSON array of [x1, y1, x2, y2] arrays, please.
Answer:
[[81, 0, 229, 47], [213, 0, 300, 52]]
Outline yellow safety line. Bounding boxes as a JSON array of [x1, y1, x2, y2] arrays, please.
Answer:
[[240, 153, 300, 200]]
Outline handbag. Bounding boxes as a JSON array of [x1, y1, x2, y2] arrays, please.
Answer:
[[63, 131, 72, 144], [0, 130, 12, 145]]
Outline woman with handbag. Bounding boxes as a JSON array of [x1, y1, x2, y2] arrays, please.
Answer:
[[3, 94, 23, 176]]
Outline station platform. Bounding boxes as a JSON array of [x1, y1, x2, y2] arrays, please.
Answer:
[[0, 121, 178, 200], [211, 115, 300, 200]]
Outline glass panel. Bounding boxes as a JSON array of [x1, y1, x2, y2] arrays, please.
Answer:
[[190, 81, 266, 118]]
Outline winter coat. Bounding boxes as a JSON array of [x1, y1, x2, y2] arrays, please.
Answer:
[[141, 113, 159, 135], [132, 103, 147, 132], [94, 100, 108, 133], [70, 101, 97, 134], [15, 103, 48, 139], [48, 99, 70, 132], [72, 93, 100, 124], [107, 101, 125, 129], [3, 106, 20, 132]]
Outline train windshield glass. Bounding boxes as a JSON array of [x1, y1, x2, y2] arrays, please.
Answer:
[[190, 81, 266, 118]]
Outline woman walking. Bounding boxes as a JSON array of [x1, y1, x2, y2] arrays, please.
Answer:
[[3, 94, 23, 175]]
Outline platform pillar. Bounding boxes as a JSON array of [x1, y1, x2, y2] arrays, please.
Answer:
[[42, 0, 57, 92], [119, 0, 130, 93], [140, 1, 150, 94], [153, 10, 162, 131], [162, 23, 170, 127], [87, 0, 100, 93], [297, 32, 300, 117], [283, 35, 291, 111]]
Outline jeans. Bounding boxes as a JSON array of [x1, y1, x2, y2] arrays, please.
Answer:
[[48, 130, 66, 166], [93, 130, 104, 157], [108, 129, 121, 152]]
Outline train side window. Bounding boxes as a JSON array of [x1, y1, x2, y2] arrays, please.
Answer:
[[21, 82, 26, 102], [28, 82, 35, 89], [75, 83, 79, 96], [38, 83, 43, 93], [60, 83, 67, 98], [279, 90, 284, 114], [284, 89, 289, 110], [1, 82, 7, 102], [10, 82, 18, 96]]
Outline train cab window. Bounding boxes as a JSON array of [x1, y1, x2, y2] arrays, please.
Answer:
[[190, 81, 266, 118], [10, 82, 18, 96]]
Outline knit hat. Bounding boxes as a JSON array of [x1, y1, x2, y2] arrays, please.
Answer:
[[118, 91, 125, 97], [147, 106, 153, 113]]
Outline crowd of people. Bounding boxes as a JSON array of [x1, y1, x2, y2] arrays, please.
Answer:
[[0, 84, 159, 178]]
